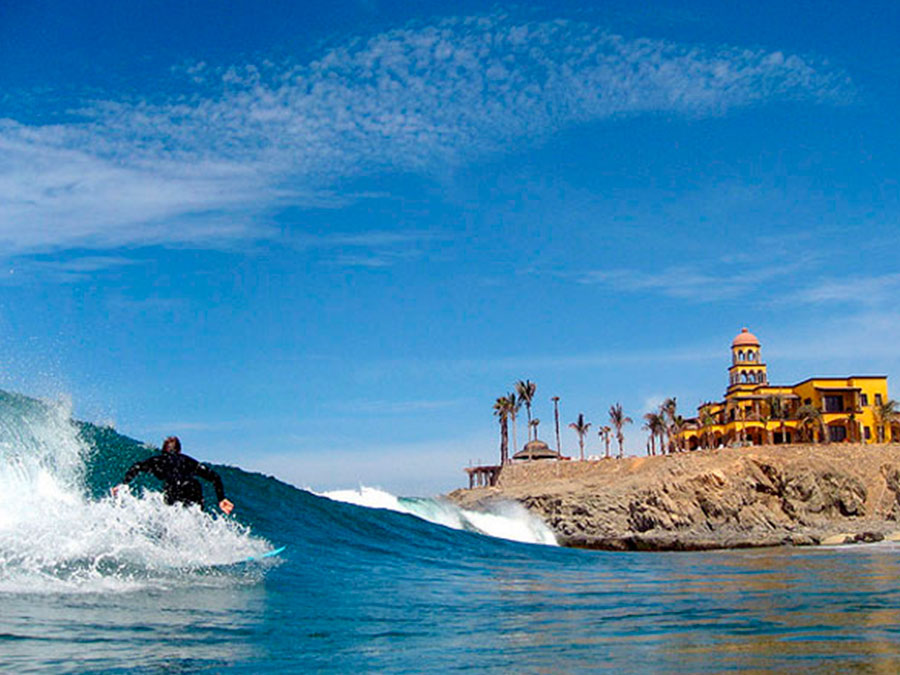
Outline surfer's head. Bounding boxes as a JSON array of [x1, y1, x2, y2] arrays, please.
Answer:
[[162, 436, 182, 454]]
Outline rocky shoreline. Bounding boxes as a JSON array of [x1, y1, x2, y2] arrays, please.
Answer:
[[447, 444, 900, 551]]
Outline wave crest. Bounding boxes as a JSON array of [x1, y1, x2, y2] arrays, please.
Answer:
[[320, 486, 557, 546]]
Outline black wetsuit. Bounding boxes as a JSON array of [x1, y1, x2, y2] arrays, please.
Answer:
[[123, 452, 225, 508]]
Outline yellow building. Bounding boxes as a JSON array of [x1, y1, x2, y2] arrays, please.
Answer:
[[679, 328, 895, 449]]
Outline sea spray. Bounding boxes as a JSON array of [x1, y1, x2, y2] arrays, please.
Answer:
[[0, 394, 271, 593], [320, 486, 558, 546]]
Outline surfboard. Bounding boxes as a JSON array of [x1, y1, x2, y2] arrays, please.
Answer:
[[244, 545, 286, 562], [202, 545, 286, 569]]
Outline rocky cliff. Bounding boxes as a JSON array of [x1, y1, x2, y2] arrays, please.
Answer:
[[447, 444, 900, 551]]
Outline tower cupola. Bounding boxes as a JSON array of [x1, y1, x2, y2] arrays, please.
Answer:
[[728, 328, 768, 390]]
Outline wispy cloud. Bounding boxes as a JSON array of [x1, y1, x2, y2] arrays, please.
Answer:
[[326, 253, 407, 268], [1, 14, 853, 256], [764, 310, 900, 365], [294, 229, 446, 268], [572, 260, 807, 301], [3, 255, 142, 283], [790, 273, 900, 308]]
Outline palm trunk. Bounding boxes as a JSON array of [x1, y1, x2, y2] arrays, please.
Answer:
[[511, 413, 518, 458], [553, 400, 561, 458], [500, 418, 509, 464]]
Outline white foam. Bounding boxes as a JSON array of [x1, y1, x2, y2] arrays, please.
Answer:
[[0, 397, 270, 594], [319, 486, 558, 546]]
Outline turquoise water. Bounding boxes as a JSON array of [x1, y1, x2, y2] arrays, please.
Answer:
[[2, 391, 900, 673]]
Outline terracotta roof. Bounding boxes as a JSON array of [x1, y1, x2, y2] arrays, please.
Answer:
[[732, 327, 760, 348]]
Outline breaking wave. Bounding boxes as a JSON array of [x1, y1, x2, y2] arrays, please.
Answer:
[[0, 389, 560, 599], [0, 393, 271, 594], [320, 486, 557, 546]]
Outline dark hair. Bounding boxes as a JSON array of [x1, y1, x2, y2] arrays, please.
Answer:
[[162, 436, 182, 453]]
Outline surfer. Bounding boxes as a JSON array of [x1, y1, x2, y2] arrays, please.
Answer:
[[113, 436, 234, 514]]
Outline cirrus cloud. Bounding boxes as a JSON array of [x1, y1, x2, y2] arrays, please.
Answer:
[[0, 14, 854, 256]]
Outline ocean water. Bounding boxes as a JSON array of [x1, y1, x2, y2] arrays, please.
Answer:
[[3, 391, 900, 673]]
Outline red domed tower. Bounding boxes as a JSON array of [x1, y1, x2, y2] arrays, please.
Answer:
[[727, 328, 768, 392]]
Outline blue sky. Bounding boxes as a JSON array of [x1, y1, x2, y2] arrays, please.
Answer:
[[2, 1, 899, 495]]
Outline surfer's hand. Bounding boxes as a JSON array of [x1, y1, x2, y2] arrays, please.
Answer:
[[111, 484, 123, 497], [219, 499, 234, 514]]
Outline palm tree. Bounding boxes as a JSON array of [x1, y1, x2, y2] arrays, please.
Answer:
[[642, 413, 659, 456], [758, 407, 773, 445], [765, 395, 788, 444], [492, 395, 514, 464], [598, 425, 612, 458], [661, 397, 678, 453], [515, 379, 537, 434], [643, 412, 666, 455], [529, 418, 540, 441], [609, 403, 633, 458], [699, 406, 716, 449], [551, 396, 562, 457], [738, 405, 747, 446], [847, 410, 858, 443], [797, 404, 824, 444], [671, 414, 687, 451], [873, 399, 900, 443], [507, 391, 522, 456], [569, 413, 591, 461], [653, 414, 667, 454]]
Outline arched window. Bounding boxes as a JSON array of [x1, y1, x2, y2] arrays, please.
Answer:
[[749, 351, 756, 362], [741, 371, 748, 383], [738, 350, 745, 362]]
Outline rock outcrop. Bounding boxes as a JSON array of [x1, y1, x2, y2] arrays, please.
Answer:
[[447, 444, 900, 551]]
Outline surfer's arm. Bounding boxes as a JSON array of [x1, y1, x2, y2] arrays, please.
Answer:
[[113, 457, 156, 496], [122, 457, 157, 484], [195, 463, 227, 503], [194, 463, 233, 513]]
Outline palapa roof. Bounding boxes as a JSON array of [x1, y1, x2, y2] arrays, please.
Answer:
[[513, 439, 558, 461]]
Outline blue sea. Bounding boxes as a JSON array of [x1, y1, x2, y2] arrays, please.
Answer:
[[3, 390, 900, 673]]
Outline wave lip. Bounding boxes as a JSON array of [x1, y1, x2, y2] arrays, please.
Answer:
[[0, 395, 271, 594], [320, 486, 557, 546]]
